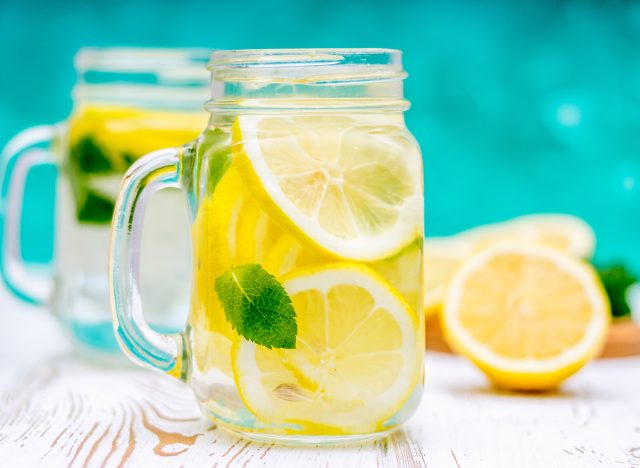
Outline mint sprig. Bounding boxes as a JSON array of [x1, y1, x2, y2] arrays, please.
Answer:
[[70, 136, 114, 173], [198, 128, 232, 195], [597, 263, 637, 318], [215, 264, 297, 349]]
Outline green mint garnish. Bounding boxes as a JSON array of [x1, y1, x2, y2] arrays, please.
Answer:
[[122, 152, 137, 166], [198, 128, 232, 195], [215, 264, 297, 349], [71, 136, 114, 173], [77, 190, 115, 223], [597, 263, 637, 318]]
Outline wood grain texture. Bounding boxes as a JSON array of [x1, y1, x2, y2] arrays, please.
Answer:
[[1, 354, 639, 468]]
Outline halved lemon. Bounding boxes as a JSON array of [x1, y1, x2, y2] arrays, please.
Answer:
[[461, 214, 595, 259], [441, 243, 610, 390], [424, 214, 596, 317], [232, 115, 423, 261], [232, 263, 423, 433]]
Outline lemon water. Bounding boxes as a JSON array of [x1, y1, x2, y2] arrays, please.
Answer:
[[55, 104, 203, 351], [187, 112, 425, 437]]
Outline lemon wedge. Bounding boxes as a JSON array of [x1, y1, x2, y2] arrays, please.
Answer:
[[441, 243, 609, 390], [232, 115, 423, 261], [232, 263, 422, 433]]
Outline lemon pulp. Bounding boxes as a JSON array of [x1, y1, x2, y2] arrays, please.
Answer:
[[441, 243, 609, 390], [232, 264, 422, 434]]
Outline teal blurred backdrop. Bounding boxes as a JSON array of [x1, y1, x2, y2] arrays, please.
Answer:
[[1, 0, 639, 270]]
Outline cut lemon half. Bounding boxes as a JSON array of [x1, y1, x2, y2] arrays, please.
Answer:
[[424, 214, 595, 317], [232, 263, 422, 433], [461, 214, 595, 259], [232, 115, 423, 261], [441, 243, 609, 390]]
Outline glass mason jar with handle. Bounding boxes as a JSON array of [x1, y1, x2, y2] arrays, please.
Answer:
[[111, 49, 424, 443], [1, 47, 210, 356]]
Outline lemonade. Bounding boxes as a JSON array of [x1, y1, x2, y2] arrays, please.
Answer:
[[110, 49, 425, 443], [187, 112, 424, 437], [55, 104, 205, 350], [0, 48, 210, 357]]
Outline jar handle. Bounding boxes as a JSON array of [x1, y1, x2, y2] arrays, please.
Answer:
[[110, 146, 191, 379], [0, 125, 58, 305]]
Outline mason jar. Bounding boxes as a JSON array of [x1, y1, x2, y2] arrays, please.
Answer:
[[111, 49, 425, 443], [0, 47, 210, 358]]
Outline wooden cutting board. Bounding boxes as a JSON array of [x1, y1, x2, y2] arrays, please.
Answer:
[[426, 316, 640, 358]]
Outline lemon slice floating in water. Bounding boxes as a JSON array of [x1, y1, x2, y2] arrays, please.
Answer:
[[232, 263, 422, 433], [232, 115, 423, 261]]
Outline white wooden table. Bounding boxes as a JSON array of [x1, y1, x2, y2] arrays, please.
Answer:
[[1, 288, 639, 468]]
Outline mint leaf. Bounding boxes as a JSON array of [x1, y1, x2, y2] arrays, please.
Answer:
[[215, 264, 297, 349], [122, 152, 137, 167], [77, 190, 115, 223], [597, 263, 637, 318], [71, 136, 114, 173], [198, 128, 232, 195]]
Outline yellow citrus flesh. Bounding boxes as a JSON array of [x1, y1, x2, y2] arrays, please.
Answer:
[[232, 264, 422, 433], [441, 243, 610, 390], [460, 214, 595, 258], [372, 239, 423, 313], [190, 167, 241, 375], [231, 115, 423, 261], [68, 104, 205, 167], [191, 164, 329, 375], [424, 214, 596, 317]]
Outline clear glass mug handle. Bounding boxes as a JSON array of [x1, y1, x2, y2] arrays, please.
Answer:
[[110, 146, 191, 379], [0, 125, 58, 305]]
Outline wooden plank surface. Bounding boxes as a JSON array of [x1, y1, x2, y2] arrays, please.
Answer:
[[1, 354, 640, 467], [1, 290, 640, 467]]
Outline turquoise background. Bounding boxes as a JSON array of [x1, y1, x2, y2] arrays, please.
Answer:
[[1, 0, 639, 271]]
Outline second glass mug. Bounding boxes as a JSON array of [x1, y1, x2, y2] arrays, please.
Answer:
[[0, 47, 210, 356], [111, 49, 425, 443]]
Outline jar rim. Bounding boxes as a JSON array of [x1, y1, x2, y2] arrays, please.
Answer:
[[208, 48, 406, 86], [75, 47, 211, 80], [208, 48, 402, 69], [72, 47, 211, 109]]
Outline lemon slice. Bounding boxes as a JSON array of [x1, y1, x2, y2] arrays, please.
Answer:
[[369, 239, 423, 313], [461, 214, 595, 259], [232, 263, 422, 433], [190, 167, 244, 374], [232, 115, 423, 261], [191, 164, 328, 373], [69, 104, 204, 166], [264, 229, 423, 312], [506, 214, 595, 258], [441, 243, 609, 390]]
